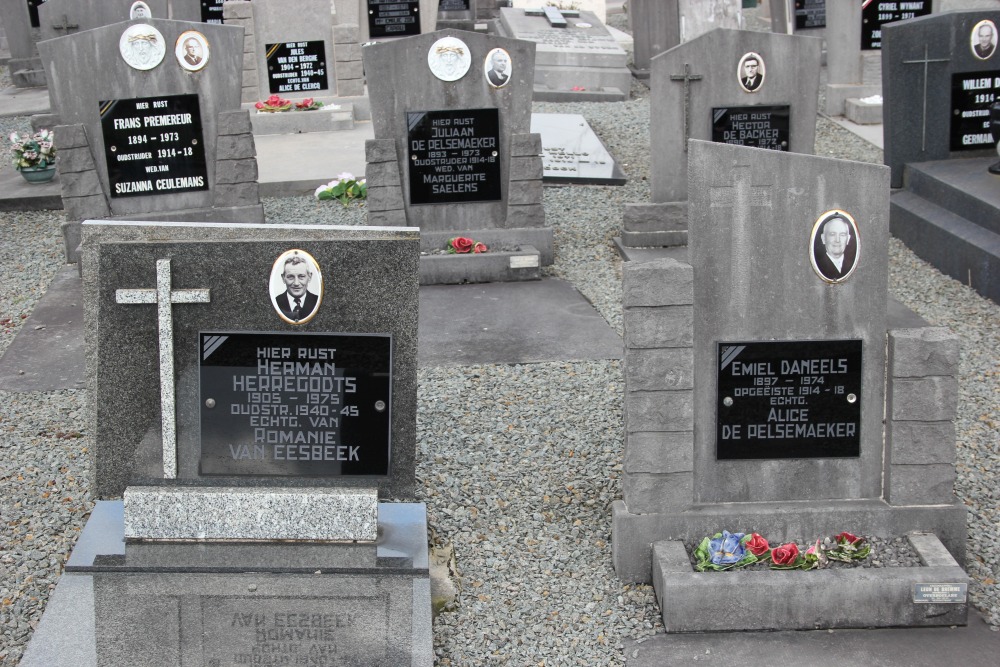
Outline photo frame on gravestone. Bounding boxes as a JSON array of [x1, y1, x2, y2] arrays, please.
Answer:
[[368, 0, 422, 38], [99, 94, 209, 198], [407, 108, 502, 205], [712, 106, 790, 151], [716, 340, 862, 460], [198, 332, 393, 477], [265, 41, 328, 94]]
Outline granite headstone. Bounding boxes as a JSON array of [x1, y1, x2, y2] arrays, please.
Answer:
[[37, 0, 202, 42], [0, 0, 45, 86], [629, 0, 742, 76]]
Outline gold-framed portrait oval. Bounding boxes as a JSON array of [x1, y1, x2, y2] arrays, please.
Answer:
[[176, 30, 210, 72], [809, 210, 860, 284], [737, 51, 765, 93], [269, 249, 323, 325], [972, 19, 998, 61]]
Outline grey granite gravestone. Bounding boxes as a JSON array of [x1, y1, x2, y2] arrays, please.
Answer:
[[0, 0, 45, 86], [884, 9, 1000, 304], [824, 0, 880, 117], [613, 141, 967, 632], [619, 28, 820, 249], [38, 0, 202, 42], [497, 6, 630, 101], [362, 28, 550, 282], [629, 0, 742, 78], [771, 0, 826, 34], [358, 0, 440, 41], [18, 220, 431, 666], [437, 0, 476, 31], [37, 18, 264, 262]]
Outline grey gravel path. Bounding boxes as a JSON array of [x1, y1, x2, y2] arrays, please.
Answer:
[[1, 11, 999, 663]]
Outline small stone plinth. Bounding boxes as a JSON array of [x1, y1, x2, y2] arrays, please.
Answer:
[[652, 533, 969, 633], [420, 246, 542, 285], [846, 97, 883, 125], [248, 104, 355, 135], [124, 486, 378, 542]]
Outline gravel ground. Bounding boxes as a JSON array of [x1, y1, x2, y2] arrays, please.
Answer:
[[1, 10, 999, 664]]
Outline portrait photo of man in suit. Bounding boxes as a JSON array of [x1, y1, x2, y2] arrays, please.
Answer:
[[271, 250, 323, 324], [739, 52, 764, 93], [973, 20, 997, 60], [485, 48, 511, 88], [175, 30, 210, 72], [811, 212, 859, 283]]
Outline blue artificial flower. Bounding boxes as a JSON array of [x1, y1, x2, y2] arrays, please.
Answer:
[[709, 530, 746, 565]]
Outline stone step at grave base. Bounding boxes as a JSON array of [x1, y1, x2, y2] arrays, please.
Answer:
[[246, 100, 358, 135], [652, 532, 969, 633], [617, 201, 688, 249], [825, 83, 881, 117], [890, 157, 1000, 304], [845, 97, 883, 125], [627, 64, 651, 81], [533, 84, 628, 102], [421, 244, 542, 285]]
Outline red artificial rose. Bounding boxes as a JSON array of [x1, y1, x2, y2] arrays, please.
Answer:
[[254, 101, 264, 110], [835, 531, 859, 544], [771, 543, 799, 566], [473, 242, 488, 254], [450, 236, 473, 253], [746, 533, 769, 556]]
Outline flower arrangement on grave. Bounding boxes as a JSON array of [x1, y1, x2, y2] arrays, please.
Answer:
[[694, 530, 871, 572], [254, 94, 293, 112], [294, 97, 324, 111], [314, 172, 367, 206], [446, 237, 488, 254], [8, 129, 57, 171]]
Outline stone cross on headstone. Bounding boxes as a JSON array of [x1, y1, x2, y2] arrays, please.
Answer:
[[670, 63, 703, 153], [51, 14, 79, 34], [902, 44, 950, 152], [709, 164, 773, 312], [525, 6, 571, 27], [116, 259, 210, 479]]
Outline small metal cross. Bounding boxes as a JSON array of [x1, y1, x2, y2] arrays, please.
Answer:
[[116, 258, 210, 479], [902, 45, 950, 152], [670, 63, 704, 152]]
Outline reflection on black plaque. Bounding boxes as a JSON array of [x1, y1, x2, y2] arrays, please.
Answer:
[[717, 340, 862, 459], [99, 94, 208, 199], [368, 0, 421, 37], [266, 41, 328, 94], [199, 332, 392, 477], [712, 106, 790, 151], [439, 0, 472, 10], [794, 0, 825, 30], [861, 0, 932, 50], [407, 108, 501, 205], [200, 0, 225, 24], [27, 0, 43, 28], [950, 71, 1000, 151]]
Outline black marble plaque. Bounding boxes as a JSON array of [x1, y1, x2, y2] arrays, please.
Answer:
[[950, 71, 1000, 151], [407, 108, 502, 205], [27, 0, 43, 28], [368, 0, 421, 38], [199, 332, 392, 477], [717, 340, 862, 459], [712, 106, 790, 151], [200, 0, 225, 24], [794, 0, 825, 30], [99, 94, 208, 199], [862, 0, 932, 50], [266, 41, 328, 94], [439, 0, 471, 10]]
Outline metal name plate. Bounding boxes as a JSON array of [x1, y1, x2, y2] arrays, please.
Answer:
[[862, 0, 932, 50], [368, 0, 421, 37], [712, 106, 790, 152], [913, 583, 968, 604], [99, 94, 208, 199], [407, 108, 502, 205], [199, 332, 392, 477], [949, 71, 1000, 152], [266, 41, 328, 94], [717, 340, 862, 459]]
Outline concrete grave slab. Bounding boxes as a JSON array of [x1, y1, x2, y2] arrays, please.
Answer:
[[531, 113, 626, 185], [417, 278, 622, 367]]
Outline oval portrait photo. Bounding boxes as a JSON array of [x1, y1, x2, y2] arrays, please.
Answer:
[[972, 19, 997, 60], [176, 30, 210, 72], [130, 1, 152, 20], [810, 210, 860, 284], [738, 51, 765, 93], [485, 47, 512, 88], [270, 249, 323, 325]]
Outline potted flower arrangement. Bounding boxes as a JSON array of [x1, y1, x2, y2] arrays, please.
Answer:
[[9, 129, 57, 183]]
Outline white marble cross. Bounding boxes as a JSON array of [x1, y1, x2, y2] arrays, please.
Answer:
[[116, 258, 210, 479]]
